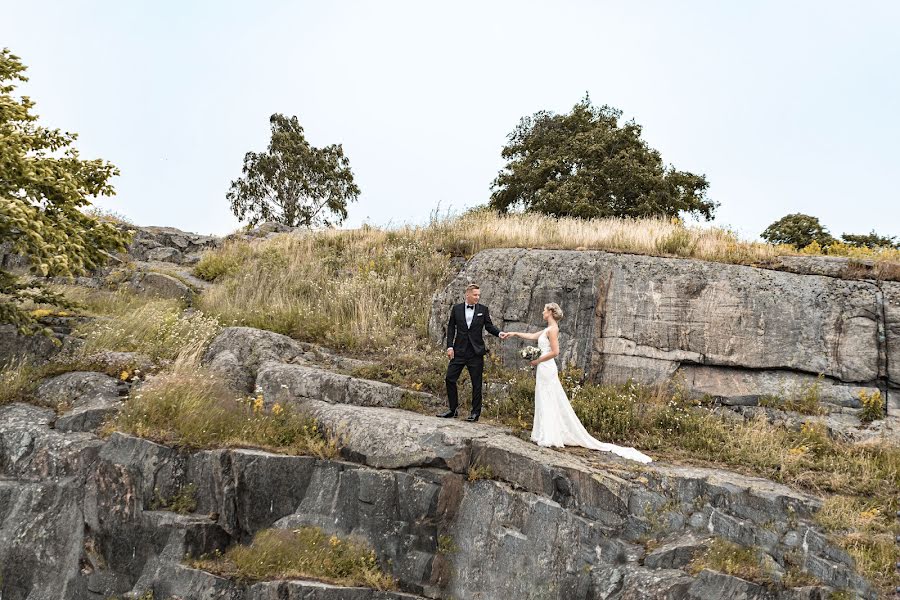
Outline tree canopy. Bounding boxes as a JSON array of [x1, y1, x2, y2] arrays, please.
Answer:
[[489, 96, 716, 221], [227, 114, 360, 229], [840, 231, 898, 250], [760, 213, 835, 248], [0, 48, 131, 336]]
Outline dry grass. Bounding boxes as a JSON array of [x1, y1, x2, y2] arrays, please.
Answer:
[[109, 350, 337, 457], [427, 210, 787, 263], [77, 296, 221, 362], [688, 538, 770, 583], [189, 527, 397, 590], [196, 226, 454, 350], [195, 210, 900, 356], [815, 495, 900, 593], [1, 285, 213, 408]]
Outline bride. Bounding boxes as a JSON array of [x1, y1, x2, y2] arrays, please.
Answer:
[[505, 303, 652, 464]]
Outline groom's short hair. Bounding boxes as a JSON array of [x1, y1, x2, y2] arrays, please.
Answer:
[[465, 283, 480, 292]]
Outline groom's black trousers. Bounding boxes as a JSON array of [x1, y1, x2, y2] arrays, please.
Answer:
[[445, 353, 484, 416]]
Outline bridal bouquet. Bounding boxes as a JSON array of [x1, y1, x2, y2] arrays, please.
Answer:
[[520, 346, 542, 361]]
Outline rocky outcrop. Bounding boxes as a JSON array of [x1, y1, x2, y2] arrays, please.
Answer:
[[0, 315, 87, 367], [36, 371, 126, 432], [126, 226, 219, 266], [0, 326, 879, 599], [124, 269, 195, 301], [430, 249, 898, 428], [1, 397, 872, 599]]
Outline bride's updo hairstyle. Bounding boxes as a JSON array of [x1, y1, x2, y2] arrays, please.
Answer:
[[544, 303, 564, 321]]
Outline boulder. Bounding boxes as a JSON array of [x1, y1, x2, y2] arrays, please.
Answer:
[[0, 403, 103, 478], [126, 226, 220, 265], [203, 327, 311, 392], [127, 270, 193, 302], [36, 371, 124, 432], [0, 324, 882, 599]]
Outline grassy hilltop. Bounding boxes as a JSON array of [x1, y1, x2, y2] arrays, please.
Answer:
[[3, 210, 900, 594]]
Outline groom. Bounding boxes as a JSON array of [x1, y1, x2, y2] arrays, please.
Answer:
[[438, 283, 507, 422]]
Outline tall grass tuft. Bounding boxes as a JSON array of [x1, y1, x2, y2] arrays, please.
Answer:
[[189, 527, 397, 590], [198, 228, 454, 350], [110, 348, 336, 457], [79, 296, 221, 362], [815, 495, 900, 593]]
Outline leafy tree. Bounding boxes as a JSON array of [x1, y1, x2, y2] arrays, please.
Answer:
[[489, 96, 716, 221], [227, 114, 360, 228], [0, 48, 131, 336], [760, 213, 835, 248], [840, 231, 898, 249]]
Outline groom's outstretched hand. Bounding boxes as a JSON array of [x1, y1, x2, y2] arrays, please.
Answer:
[[499, 331, 509, 340]]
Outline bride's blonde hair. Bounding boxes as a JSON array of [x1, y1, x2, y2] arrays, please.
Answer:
[[544, 302, 564, 321]]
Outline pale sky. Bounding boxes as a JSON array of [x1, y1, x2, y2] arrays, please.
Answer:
[[3, 1, 899, 240]]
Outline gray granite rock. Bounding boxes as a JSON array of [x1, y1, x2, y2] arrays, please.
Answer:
[[203, 327, 311, 392], [0, 478, 87, 600], [127, 270, 194, 301], [256, 363, 440, 412], [0, 403, 103, 478], [644, 533, 711, 569], [430, 249, 899, 419], [126, 225, 220, 265], [36, 371, 124, 432], [0, 334, 882, 599]]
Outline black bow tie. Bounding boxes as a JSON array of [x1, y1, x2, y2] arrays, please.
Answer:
[[466, 305, 475, 310]]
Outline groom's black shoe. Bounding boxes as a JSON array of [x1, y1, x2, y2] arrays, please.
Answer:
[[437, 410, 458, 418], [465, 413, 479, 422]]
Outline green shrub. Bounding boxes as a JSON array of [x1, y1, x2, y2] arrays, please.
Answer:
[[758, 375, 826, 415], [437, 534, 458, 555], [467, 463, 494, 482], [655, 227, 696, 256]]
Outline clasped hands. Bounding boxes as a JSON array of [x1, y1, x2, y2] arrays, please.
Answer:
[[446, 331, 515, 359]]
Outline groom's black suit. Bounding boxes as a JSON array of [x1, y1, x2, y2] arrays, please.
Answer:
[[445, 302, 501, 418]]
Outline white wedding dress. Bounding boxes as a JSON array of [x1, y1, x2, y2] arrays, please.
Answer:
[[531, 328, 652, 464]]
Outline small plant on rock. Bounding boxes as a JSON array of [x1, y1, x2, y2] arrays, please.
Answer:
[[467, 463, 494, 482], [688, 538, 770, 584], [151, 483, 198, 514], [857, 389, 884, 423], [437, 534, 458, 555]]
